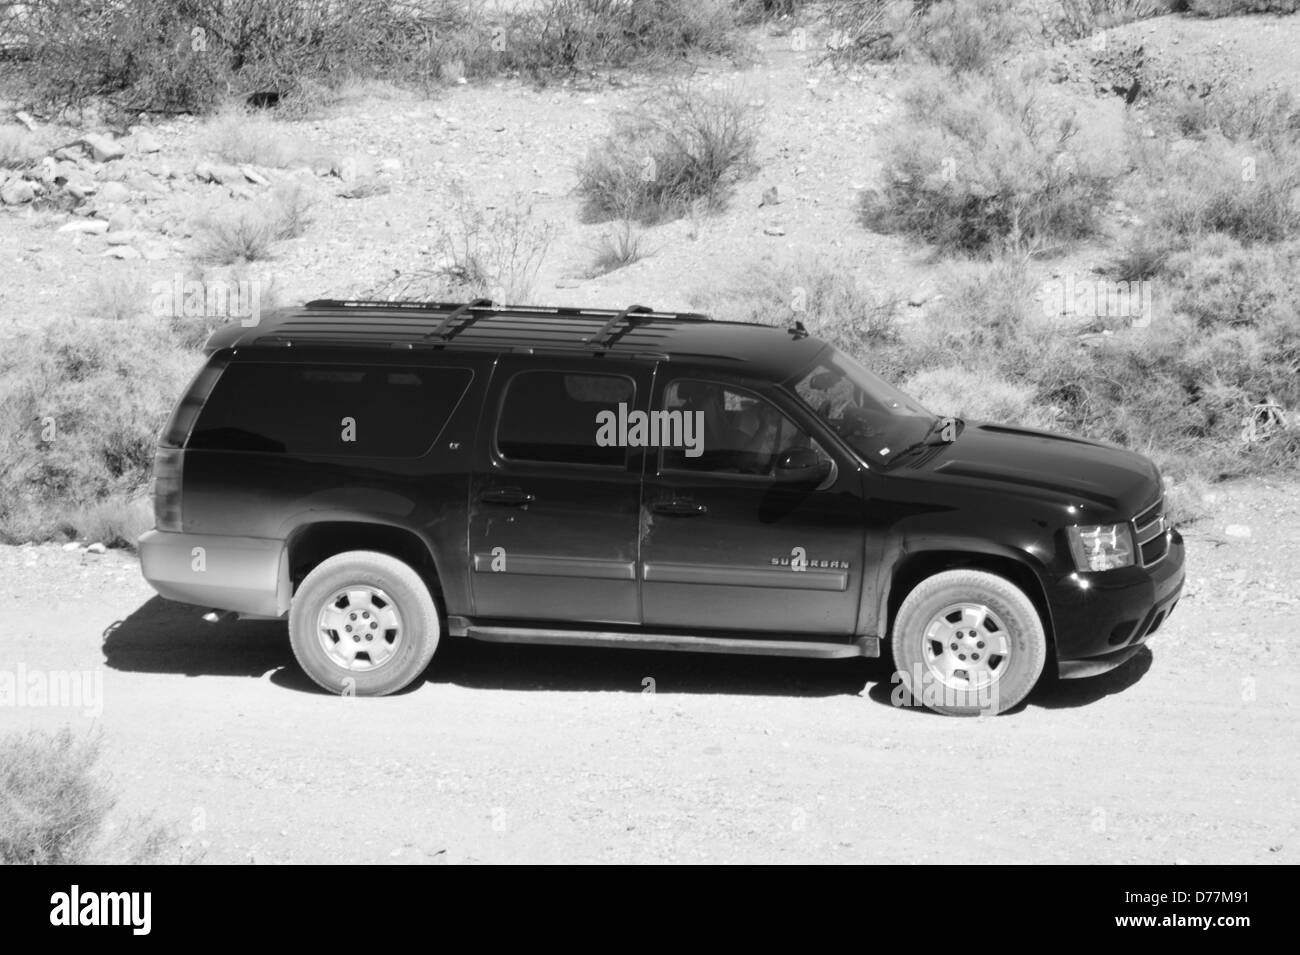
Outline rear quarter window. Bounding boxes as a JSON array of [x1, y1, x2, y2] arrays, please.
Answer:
[[187, 362, 472, 457]]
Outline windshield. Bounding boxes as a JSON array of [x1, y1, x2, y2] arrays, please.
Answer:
[[790, 348, 937, 465]]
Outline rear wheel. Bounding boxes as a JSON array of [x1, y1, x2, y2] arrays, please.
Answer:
[[890, 569, 1046, 716], [289, 551, 440, 696]]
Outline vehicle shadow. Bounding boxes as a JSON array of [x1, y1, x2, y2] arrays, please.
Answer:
[[862, 645, 1155, 715], [103, 597, 1154, 706]]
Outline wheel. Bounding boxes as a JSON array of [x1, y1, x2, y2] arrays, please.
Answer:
[[288, 551, 440, 696], [890, 569, 1046, 716]]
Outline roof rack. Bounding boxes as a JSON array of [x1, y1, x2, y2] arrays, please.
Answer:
[[426, 297, 494, 341], [586, 304, 654, 350]]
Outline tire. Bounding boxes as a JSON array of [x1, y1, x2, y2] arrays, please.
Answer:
[[288, 551, 440, 696], [890, 569, 1046, 716]]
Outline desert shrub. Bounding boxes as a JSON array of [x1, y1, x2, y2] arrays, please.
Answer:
[[501, 0, 742, 74], [0, 316, 201, 542], [0, 729, 172, 864], [202, 109, 319, 168], [195, 181, 315, 263], [823, 0, 1031, 71], [860, 68, 1122, 254], [374, 184, 555, 304], [1042, 0, 1168, 42], [1143, 138, 1300, 244], [1162, 235, 1299, 328], [1159, 85, 1300, 148], [904, 365, 1057, 427], [577, 84, 759, 223], [1184, 0, 1299, 15], [0, 729, 114, 864], [699, 256, 901, 357], [591, 218, 649, 274]]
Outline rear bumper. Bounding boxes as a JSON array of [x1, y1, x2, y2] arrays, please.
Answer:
[[137, 530, 289, 617], [1046, 528, 1185, 678]]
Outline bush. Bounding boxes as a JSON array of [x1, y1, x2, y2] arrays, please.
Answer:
[[699, 255, 901, 357], [577, 84, 759, 223], [1144, 138, 1300, 244], [501, 0, 742, 75], [1184, 0, 1299, 15], [0, 729, 173, 864], [195, 181, 315, 263], [1043, 0, 1168, 42], [374, 183, 555, 304], [823, 0, 1031, 72], [0, 729, 114, 864], [0, 316, 201, 543], [860, 69, 1122, 254], [904, 365, 1056, 427], [591, 219, 649, 274], [202, 109, 319, 168]]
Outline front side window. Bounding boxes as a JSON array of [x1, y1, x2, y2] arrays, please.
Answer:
[[792, 349, 936, 465], [497, 370, 635, 467], [661, 379, 830, 477]]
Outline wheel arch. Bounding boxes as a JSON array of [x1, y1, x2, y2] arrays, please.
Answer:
[[283, 522, 444, 604]]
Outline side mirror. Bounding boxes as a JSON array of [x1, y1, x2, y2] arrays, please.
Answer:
[[775, 447, 829, 484]]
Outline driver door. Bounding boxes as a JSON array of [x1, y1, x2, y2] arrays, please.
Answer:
[[639, 374, 866, 635]]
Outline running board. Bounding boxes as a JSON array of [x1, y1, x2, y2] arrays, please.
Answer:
[[448, 618, 878, 659]]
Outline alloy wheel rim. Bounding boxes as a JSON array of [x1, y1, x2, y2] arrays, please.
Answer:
[[316, 586, 403, 671], [921, 602, 1011, 692]]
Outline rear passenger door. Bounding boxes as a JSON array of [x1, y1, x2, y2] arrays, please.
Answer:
[[468, 358, 653, 626]]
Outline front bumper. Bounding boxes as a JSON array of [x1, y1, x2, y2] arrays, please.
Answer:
[[1046, 528, 1185, 678], [137, 530, 289, 617]]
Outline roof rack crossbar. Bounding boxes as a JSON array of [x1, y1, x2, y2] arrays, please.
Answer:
[[588, 304, 653, 349], [426, 298, 495, 341]]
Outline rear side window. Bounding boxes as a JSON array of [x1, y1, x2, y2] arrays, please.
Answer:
[[497, 371, 634, 467], [188, 362, 472, 457]]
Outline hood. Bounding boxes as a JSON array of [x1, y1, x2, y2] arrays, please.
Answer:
[[913, 422, 1160, 518]]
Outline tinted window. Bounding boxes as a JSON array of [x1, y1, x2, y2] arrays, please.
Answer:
[[497, 371, 634, 466], [188, 362, 471, 457], [662, 379, 830, 476]]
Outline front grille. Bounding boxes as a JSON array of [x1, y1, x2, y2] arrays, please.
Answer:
[[1132, 497, 1169, 567]]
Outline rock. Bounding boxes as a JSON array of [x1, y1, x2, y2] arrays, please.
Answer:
[[100, 246, 141, 259], [58, 219, 110, 235], [96, 162, 128, 182], [105, 230, 142, 246], [762, 225, 786, 236], [139, 241, 170, 261], [81, 133, 126, 162], [332, 155, 375, 183], [105, 207, 134, 232], [85, 542, 107, 554], [555, 279, 581, 289], [759, 186, 780, 207], [194, 161, 243, 185], [133, 131, 162, 153], [1224, 524, 1251, 539], [63, 176, 97, 200], [53, 146, 81, 162], [96, 181, 130, 204], [380, 157, 403, 174], [14, 110, 37, 131], [126, 174, 167, 197], [241, 164, 270, 186], [0, 178, 38, 204], [62, 542, 81, 552], [228, 185, 255, 200]]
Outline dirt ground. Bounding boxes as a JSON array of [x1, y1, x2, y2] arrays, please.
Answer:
[[0, 475, 1295, 864]]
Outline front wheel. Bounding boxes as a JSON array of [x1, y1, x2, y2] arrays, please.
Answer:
[[288, 551, 440, 696], [890, 569, 1046, 716]]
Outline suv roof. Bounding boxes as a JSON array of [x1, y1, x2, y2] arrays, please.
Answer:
[[204, 299, 827, 382]]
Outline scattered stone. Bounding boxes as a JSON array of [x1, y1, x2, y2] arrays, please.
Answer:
[[133, 131, 162, 153], [241, 164, 270, 186], [106, 207, 134, 232], [139, 241, 170, 261], [61, 542, 81, 552], [0, 178, 38, 205], [759, 186, 781, 207], [762, 225, 786, 236], [105, 230, 142, 246], [100, 246, 142, 259], [96, 181, 130, 204], [58, 219, 110, 235], [380, 158, 403, 174], [85, 542, 107, 554], [126, 174, 167, 197], [81, 133, 126, 162], [555, 279, 581, 289], [228, 185, 255, 200], [53, 146, 81, 162], [1225, 524, 1252, 539], [14, 110, 38, 131]]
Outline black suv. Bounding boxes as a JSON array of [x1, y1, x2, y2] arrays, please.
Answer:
[[139, 299, 1185, 715]]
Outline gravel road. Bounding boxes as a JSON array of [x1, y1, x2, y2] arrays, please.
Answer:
[[1, 477, 1296, 864]]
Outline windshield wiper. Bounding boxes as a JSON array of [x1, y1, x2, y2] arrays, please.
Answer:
[[887, 416, 959, 461]]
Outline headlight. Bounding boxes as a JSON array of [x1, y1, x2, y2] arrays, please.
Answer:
[[1066, 523, 1135, 572]]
